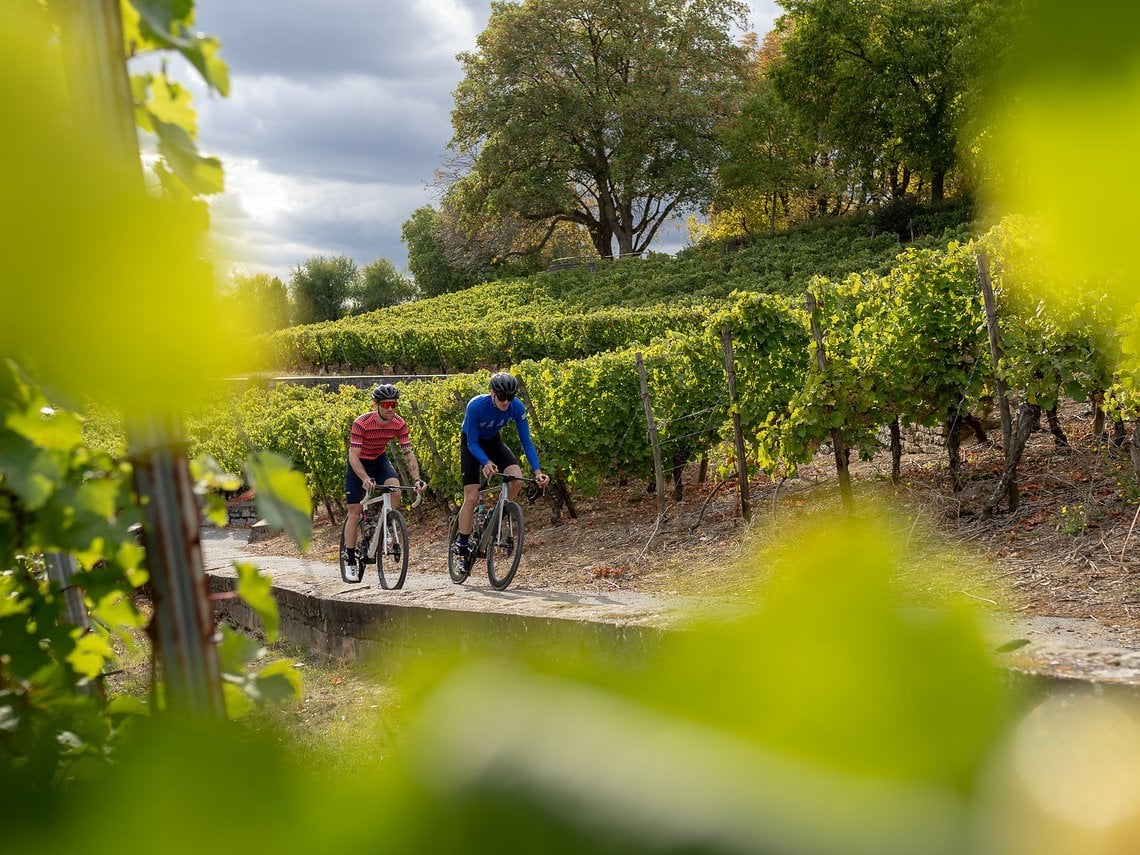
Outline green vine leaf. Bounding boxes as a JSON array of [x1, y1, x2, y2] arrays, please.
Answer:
[[245, 451, 313, 551], [235, 561, 280, 643], [128, 0, 230, 96]]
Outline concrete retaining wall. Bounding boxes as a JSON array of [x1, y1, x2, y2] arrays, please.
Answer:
[[208, 574, 667, 666]]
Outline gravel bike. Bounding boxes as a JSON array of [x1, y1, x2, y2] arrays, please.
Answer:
[[447, 473, 539, 591], [340, 483, 421, 589]]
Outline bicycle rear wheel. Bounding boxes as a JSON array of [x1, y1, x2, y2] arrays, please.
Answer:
[[486, 501, 524, 591], [378, 510, 409, 589], [446, 515, 470, 584]]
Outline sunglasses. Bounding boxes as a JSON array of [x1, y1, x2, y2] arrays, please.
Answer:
[[378, 400, 397, 409], [494, 394, 515, 403]]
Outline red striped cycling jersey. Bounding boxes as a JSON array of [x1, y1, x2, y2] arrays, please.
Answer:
[[349, 411, 410, 459]]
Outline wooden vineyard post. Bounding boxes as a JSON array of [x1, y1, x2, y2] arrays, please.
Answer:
[[979, 254, 1013, 456], [515, 378, 578, 522], [720, 324, 752, 522], [806, 291, 853, 508], [407, 400, 458, 519], [635, 353, 668, 517], [978, 253, 1020, 513], [57, 0, 225, 717]]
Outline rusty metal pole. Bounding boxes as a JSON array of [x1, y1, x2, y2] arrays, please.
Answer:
[[53, 0, 225, 717]]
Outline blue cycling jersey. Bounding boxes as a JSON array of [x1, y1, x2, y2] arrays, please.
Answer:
[[460, 394, 540, 471]]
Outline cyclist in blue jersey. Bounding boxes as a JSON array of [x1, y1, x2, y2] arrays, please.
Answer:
[[454, 371, 549, 569]]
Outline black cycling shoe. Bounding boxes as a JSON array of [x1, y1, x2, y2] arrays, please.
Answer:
[[454, 542, 473, 573]]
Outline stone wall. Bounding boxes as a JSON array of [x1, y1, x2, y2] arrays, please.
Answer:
[[207, 573, 666, 665]]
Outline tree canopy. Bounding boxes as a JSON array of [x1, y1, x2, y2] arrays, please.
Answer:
[[402, 206, 480, 297], [224, 272, 291, 333], [449, 0, 751, 259], [289, 255, 358, 324], [771, 0, 978, 203], [353, 258, 417, 313]]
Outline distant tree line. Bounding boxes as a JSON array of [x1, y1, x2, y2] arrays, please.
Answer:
[[222, 254, 418, 329], [399, 0, 1021, 294], [244, 0, 1022, 324]]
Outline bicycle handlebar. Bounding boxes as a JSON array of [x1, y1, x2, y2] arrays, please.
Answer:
[[363, 483, 424, 509], [482, 472, 542, 485], [478, 473, 546, 496]]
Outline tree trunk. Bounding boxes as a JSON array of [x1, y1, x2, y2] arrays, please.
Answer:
[[931, 169, 945, 204], [984, 403, 1040, 515], [672, 448, 687, 502], [589, 223, 614, 259], [1045, 407, 1069, 447], [962, 412, 988, 444], [889, 416, 902, 486], [614, 227, 635, 259], [945, 409, 963, 492], [1129, 425, 1140, 491]]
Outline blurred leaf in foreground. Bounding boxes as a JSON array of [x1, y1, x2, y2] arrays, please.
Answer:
[[0, 5, 234, 418]]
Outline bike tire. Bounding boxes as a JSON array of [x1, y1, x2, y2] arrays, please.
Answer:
[[446, 514, 470, 584], [378, 509, 409, 590], [486, 501, 524, 591]]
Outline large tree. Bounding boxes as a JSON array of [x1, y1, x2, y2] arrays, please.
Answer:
[[401, 206, 481, 297], [224, 272, 291, 333], [772, 0, 977, 204], [711, 31, 824, 235], [449, 0, 751, 259], [352, 258, 418, 314], [289, 254, 358, 324]]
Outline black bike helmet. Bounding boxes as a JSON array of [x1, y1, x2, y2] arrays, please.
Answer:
[[371, 383, 399, 402], [489, 372, 518, 400]]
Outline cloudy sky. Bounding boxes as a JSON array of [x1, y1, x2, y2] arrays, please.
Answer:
[[180, 0, 782, 283]]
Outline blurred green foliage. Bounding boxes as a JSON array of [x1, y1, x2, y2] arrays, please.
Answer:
[[8, 2, 1140, 854]]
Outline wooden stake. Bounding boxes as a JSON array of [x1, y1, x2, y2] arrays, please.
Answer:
[[806, 291, 852, 507], [720, 324, 752, 522], [516, 378, 577, 521], [635, 353, 667, 517]]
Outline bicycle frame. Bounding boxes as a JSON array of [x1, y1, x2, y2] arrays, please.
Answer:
[[471, 473, 533, 554], [359, 484, 420, 560], [472, 480, 510, 555]]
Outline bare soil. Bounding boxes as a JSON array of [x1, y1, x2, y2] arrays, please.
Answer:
[[241, 402, 1140, 636]]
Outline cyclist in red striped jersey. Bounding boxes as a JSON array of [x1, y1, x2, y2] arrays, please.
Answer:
[[343, 383, 426, 581]]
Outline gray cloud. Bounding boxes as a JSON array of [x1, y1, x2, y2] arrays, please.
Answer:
[[194, 0, 487, 81], [197, 74, 452, 183]]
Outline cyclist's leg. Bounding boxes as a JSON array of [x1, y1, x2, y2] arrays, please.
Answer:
[[344, 461, 366, 549], [485, 436, 522, 502], [374, 454, 400, 508], [503, 463, 523, 501], [347, 456, 388, 550], [345, 503, 362, 547], [458, 434, 482, 537]]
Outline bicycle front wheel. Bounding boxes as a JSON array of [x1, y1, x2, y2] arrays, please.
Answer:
[[378, 510, 409, 590], [446, 514, 469, 584], [486, 501, 524, 591]]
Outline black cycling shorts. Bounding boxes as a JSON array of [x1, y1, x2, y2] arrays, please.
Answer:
[[460, 432, 518, 486], [345, 454, 398, 504]]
